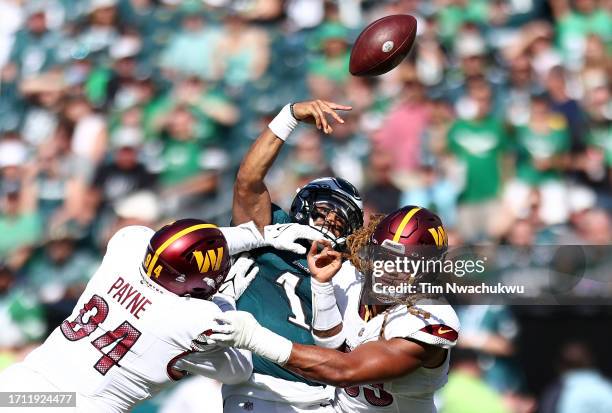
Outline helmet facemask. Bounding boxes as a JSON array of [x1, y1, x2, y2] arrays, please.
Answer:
[[290, 178, 363, 252], [308, 200, 351, 248]]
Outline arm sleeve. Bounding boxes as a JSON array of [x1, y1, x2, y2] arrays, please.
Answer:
[[311, 262, 357, 349], [219, 221, 266, 255], [311, 279, 345, 349], [174, 348, 253, 385]]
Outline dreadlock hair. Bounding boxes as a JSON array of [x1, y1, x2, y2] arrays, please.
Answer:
[[346, 214, 435, 331], [346, 213, 385, 273]]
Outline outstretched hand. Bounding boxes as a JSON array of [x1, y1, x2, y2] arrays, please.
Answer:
[[307, 240, 343, 283], [264, 223, 328, 255], [292, 100, 352, 134], [216, 254, 259, 301]]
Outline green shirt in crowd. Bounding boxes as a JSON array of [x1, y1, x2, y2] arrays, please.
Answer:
[[0, 212, 43, 259], [588, 123, 612, 166], [439, 371, 511, 413], [556, 10, 612, 60], [437, 1, 488, 44], [514, 116, 570, 185], [159, 138, 205, 187], [447, 117, 508, 204], [307, 52, 350, 84]]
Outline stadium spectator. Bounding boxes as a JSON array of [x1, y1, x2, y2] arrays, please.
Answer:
[[504, 54, 543, 126], [60, 95, 108, 164], [151, 104, 225, 217], [400, 164, 459, 228], [447, 76, 509, 242], [504, 21, 562, 83], [307, 22, 351, 99], [324, 111, 368, 189], [214, 12, 270, 89], [0, 139, 42, 263], [362, 148, 402, 216], [8, 4, 61, 78], [545, 66, 586, 152], [504, 94, 571, 226], [78, 0, 121, 56], [373, 62, 431, 174], [549, 0, 612, 67], [89, 126, 157, 219], [0, 264, 46, 351], [159, 6, 221, 80], [456, 304, 522, 393], [85, 32, 143, 109], [540, 341, 612, 413], [21, 224, 99, 328], [268, 129, 333, 209], [438, 349, 511, 413], [27, 132, 91, 229]]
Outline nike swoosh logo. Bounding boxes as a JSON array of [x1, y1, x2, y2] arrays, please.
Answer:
[[438, 327, 453, 335]]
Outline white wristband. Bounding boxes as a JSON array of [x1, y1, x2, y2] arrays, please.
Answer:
[[252, 325, 293, 365], [268, 104, 298, 141], [313, 331, 346, 349], [220, 221, 265, 255], [311, 278, 343, 331]]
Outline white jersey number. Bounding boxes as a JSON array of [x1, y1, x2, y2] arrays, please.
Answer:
[[60, 294, 142, 375], [275, 272, 310, 330]]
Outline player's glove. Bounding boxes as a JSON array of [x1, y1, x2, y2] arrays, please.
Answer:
[[217, 254, 259, 301], [208, 311, 293, 365], [264, 223, 326, 255]]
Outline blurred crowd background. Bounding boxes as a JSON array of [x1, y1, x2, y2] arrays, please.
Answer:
[[0, 0, 611, 412]]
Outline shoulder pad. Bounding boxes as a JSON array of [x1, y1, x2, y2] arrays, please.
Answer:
[[107, 225, 154, 255], [383, 299, 460, 349]]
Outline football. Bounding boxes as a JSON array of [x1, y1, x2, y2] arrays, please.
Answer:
[[349, 14, 418, 77]]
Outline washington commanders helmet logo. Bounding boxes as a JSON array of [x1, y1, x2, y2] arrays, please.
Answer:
[[428, 226, 448, 248], [192, 248, 224, 273]]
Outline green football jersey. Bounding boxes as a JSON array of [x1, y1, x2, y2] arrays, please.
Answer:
[[236, 205, 318, 385]]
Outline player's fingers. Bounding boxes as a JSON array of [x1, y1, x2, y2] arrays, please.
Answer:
[[245, 266, 259, 281], [317, 239, 334, 250], [209, 324, 234, 335], [326, 250, 342, 259], [323, 101, 353, 111], [207, 334, 233, 345], [317, 246, 330, 257], [213, 313, 238, 326], [286, 242, 307, 255], [309, 103, 322, 130], [308, 240, 320, 260], [318, 100, 345, 124], [300, 226, 329, 241], [312, 102, 328, 132]]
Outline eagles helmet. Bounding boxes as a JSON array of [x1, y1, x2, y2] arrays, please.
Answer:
[[290, 177, 363, 249], [141, 219, 230, 300], [367, 205, 448, 303]]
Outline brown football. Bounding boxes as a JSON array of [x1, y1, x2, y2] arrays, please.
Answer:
[[349, 14, 417, 77]]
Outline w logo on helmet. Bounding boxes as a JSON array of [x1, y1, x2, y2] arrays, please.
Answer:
[[192, 248, 224, 273], [428, 226, 448, 248]]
